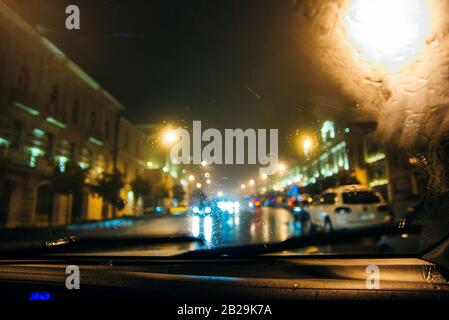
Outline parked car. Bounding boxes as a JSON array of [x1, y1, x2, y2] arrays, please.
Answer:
[[308, 185, 392, 232]]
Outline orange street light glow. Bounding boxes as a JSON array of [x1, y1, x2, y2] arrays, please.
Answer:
[[163, 131, 177, 145], [278, 163, 286, 173], [344, 0, 431, 69], [303, 138, 313, 156]]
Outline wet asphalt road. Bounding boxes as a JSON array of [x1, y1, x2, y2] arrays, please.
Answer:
[[103, 207, 304, 249], [1, 207, 380, 255]]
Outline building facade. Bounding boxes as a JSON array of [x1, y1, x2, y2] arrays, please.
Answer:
[[274, 119, 422, 213], [0, 2, 150, 227]]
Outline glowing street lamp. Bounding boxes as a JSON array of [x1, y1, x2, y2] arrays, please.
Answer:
[[161, 129, 179, 171], [217, 191, 224, 197], [206, 179, 211, 184], [303, 138, 313, 157], [261, 173, 268, 180], [278, 163, 286, 174], [240, 184, 246, 190], [188, 175, 195, 182], [196, 183, 202, 189], [249, 179, 255, 186], [163, 130, 177, 145], [344, 0, 431, 69], [201, 160, 207, 167]]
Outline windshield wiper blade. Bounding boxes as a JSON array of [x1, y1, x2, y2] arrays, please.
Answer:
[[0, 235, 204, 258], [176, 225, 421, 259]]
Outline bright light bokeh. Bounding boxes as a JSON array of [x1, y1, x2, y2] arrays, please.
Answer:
[[204, 216, 212, 242], [217, 201, 240, 214], [278, 163, 286, 173], [303, 138, 313, 156], [191, 215, 200, 237], [344, 0, 431, 68], [163, 131, 177, 145]]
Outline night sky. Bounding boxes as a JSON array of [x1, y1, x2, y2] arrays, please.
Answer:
[[4, 0, 350, 190]]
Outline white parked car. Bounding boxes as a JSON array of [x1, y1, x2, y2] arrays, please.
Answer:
[[308, 185, 392, 232]]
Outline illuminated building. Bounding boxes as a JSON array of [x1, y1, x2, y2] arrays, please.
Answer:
[[273, 119, 422, 208], [0, 2, 151, 227]]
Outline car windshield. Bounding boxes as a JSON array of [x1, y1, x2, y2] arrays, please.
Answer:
[[342, 191, 381, 204], [1, 0, 449, 257]]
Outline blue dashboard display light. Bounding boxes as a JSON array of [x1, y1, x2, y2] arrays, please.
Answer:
[[28, 292, 54, 301]]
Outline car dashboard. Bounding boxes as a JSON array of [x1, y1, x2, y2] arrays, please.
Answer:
[[0, 257, 448, 301]]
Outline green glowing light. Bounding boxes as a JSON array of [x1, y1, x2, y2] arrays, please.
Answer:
[[25, 146, 44, 168], [369, 179, 388, 187], [56, 155, 69, 172], [79, 162, 89, 169], [13, 102, 39, 116], [42, 38, 65, 59], [33, 128, 45, 138], [88, 137, 103, 146], [365, 153, 386, 164], [0, 137, 10, 146], [46, 117, 67, 129]]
